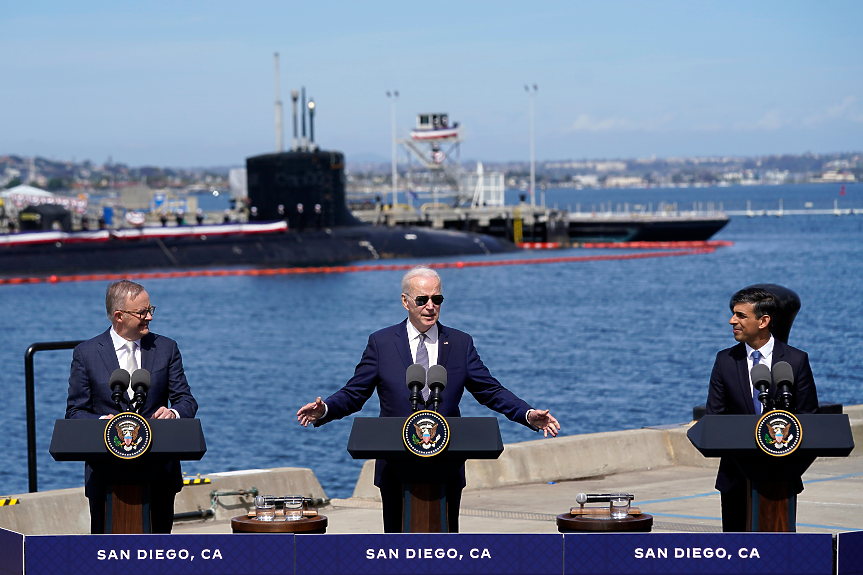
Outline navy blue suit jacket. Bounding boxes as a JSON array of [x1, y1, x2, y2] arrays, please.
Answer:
[[66, 328, 198, 496], [317, 320, 534, 487], [705, 339, 818, 493]]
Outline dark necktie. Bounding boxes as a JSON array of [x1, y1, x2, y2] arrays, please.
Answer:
[[416, 333, 430, 401], [751, 350, 763, 414]]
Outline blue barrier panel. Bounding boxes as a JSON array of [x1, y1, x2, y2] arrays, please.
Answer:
[[0, 527, 23, 575], [838, 530, 863, 575], [564, 533, 833, 575], [295, 533, 563, 575], [25, 534, 294, 575]]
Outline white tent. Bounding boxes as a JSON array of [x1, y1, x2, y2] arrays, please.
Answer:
[[0, 184, 55, 198]]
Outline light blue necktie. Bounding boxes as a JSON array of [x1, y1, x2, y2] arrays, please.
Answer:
[[751, 350, 763, 414], [416, 333, 430, 401]]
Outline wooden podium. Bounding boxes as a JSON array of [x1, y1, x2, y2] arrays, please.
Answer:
[[347, 417, 503, 533], [49, 418, 207, 534], [688, 414, 854, 531]]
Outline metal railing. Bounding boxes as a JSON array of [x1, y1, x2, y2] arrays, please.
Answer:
[[24, 340, 83, 492]]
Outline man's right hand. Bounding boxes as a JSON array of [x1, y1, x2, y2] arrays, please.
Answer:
[[297, 397, 326, 427]]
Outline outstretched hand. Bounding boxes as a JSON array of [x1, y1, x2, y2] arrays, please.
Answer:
[[528, 409, 560, 437], [297, 397, 326, 427]]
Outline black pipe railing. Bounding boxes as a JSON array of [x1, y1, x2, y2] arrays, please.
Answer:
[[25, 340, 84, 493]]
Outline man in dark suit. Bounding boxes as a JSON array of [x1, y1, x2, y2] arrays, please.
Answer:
[[66, 280, 197, 533], [297, 266, 559, 532], [705, 286, 818, 532]]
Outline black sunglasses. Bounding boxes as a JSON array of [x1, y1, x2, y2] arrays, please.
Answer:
[[406, 294, 444, 306]]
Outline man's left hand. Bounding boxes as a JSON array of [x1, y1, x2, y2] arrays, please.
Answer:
[[528, 409, 560, 437], [151, 407, 176, 419]]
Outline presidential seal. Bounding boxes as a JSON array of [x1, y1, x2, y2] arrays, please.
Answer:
[[755, 410, 802, 457], [403, 410, 450, 457], [105, 412, 152, 460]]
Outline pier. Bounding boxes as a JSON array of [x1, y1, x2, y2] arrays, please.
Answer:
[[3, 405, 861, 535]]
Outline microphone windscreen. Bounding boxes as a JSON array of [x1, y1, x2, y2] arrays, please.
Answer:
[[427, 365, 447, 389], [750, 364, 772, 390], [773, 361, 794, 387], [130, 369, 151, 392], [109, 369, 130, 391], [406, 364, 426, 389], [575, 493, 588, 504]]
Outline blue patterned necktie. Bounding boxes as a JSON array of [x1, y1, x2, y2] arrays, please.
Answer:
[[751, 350, 763, 414], [416, 333, 430, 401]]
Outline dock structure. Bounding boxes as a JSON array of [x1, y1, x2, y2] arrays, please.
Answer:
[[2, 404, 861, 535], [352, 202, 730, 244]]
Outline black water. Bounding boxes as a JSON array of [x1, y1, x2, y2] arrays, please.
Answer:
[[2, 183, 861, 499]]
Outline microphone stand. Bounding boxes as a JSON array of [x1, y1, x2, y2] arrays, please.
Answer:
[[408, 384, 424, 412], [428, 385, 443, 413], [778, 385, 793, 411], [131, 388, 148, 414], [756, 383, 771, 413]]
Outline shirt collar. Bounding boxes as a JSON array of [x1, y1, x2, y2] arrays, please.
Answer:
[[110, 327, 141, 351], [745, 334, 775, 360], [406, 320, 438, 344]]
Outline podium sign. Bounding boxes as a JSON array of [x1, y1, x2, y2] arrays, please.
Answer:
[[50, 418, 206, 534], [347, 417, 503, 533], [688, 414, 853, 532]]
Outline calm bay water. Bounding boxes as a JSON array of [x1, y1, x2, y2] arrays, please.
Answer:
[[2, 183, 861, 499]]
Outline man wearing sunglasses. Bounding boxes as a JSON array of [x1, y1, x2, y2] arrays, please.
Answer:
[[66, 280, 198, 533], [298, 266, 559, 532]]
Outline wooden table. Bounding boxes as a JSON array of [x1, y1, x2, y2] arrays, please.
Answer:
[[556, 513, 653, 533], [231, 515, 328, 534]]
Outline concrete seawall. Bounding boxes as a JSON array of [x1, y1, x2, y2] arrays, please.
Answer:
[[353, 405, 863, 497], [3, 406, 861, 535]]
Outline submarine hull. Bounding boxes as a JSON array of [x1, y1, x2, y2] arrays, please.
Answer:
[[0, 225, 516, 277]]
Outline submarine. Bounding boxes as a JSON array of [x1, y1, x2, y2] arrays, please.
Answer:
[[0, 149, 515, 277], [0, 151, 515, 277]]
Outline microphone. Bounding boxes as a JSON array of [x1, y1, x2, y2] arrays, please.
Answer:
[[575, 493, 634, 504], [427, 365, 447, 413], [109, 369, 130, 411], [750, 364, 773, 412], [130, 369, 151, 414], [405, 364, 426, 412], [773, 361, 794, 411]]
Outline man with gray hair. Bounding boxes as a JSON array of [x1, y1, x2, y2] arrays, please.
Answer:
[[66, 280, 197, 533], [298, 265, 559, 532]]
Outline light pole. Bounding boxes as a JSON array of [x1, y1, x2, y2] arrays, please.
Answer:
[[386, 90, 399, 206], [525, 84, 538, 207], [308, 99, 315, 147], [274, 53, 283, 153], [291, 90, 299, 151]]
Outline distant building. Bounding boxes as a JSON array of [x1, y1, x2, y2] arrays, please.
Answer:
[[604, 176, 645, 188]]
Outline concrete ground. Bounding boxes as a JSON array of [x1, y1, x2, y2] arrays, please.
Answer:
[[173, 456, 863, 535]]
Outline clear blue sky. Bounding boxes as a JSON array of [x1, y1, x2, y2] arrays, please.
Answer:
[[2, 1, 861, 167]]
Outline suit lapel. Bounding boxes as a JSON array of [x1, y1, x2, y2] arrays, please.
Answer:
[[140, 333, 155, 373], [393, 320, 412, 369], [97, 328, 121, 374], [733, 343, 755, 415], [771, 340, 786, 366], [437, 323, 451, 367]]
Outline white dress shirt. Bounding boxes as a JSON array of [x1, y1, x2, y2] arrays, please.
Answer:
[[745, 335, 775, 405], [406, 321, 439, 366], [109, 327, 179, 418], [110, 328, 140, 399]]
